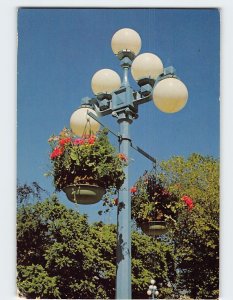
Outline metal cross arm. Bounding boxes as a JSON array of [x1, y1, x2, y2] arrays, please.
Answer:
[[130, 143, 156, 165], [87, 111, 121, 139], [87, 110, 157, 165]]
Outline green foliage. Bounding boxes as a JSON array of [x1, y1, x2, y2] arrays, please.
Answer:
[[47, 128, 126, 192], [17, 181, 48, 205], [158, 153, 219, 298], [17, 196, 175, 299], [131, 171, 179, 226], [17, 196, 99, 298], [17, 153, 219, 299], [17, 264, 60, 298], [131, 232, 175, 299]]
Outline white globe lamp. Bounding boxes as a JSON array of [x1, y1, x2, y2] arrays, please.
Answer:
[[111, 28, 141, 55], [150, 279, 156, 285], [70, 107, 100, 136], [131, 53, 163, 81], [153, 77, 188, 113], [91, 69, 121, 95]]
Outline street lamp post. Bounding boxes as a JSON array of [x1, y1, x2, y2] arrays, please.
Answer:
[[70, 28, 188, 299], [147, 279, 159, 300]]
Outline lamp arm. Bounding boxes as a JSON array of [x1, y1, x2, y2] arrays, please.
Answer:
[[133, 92, 152, 106]]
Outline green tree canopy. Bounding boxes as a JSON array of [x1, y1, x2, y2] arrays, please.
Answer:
[[158, 153, 219, 298], [17, 153, 219, 299], [17, 196, 174, 299]]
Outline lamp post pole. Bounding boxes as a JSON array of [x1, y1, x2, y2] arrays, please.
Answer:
[[116, 62, 134, 299], [70, 28, 188, 300], [116, 114, 132, 299]]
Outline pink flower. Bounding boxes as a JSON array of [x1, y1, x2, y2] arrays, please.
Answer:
[[88, 135, 96, 144], [73, 138, 85, 145]]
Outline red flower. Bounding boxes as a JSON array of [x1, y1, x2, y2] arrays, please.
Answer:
[[50, 147, 63, 159], [187, 202, 194, 210], [181, 195, 194, 210], [113, 198, 119, 206], [118, 153, 127, 162], [130, 186, 137, 193], [59, 137, 71, 146], [88, 135, 96, 144]]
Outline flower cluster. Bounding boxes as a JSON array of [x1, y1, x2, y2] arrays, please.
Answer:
[[47, 128, 127, 192], [59, 137, 72, 146], [181, 195, 194, 210], [73, 135, 96, 145], [118, 153, 127, 162], [49, 136, 73, 160], [131, 171, 179, 225], [50, 147, 64, 160], [130, 186, 137, 193], [49, 130, 97, 160]]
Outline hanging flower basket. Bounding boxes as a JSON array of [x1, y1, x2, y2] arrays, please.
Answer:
[[131, 171, 178, 237], [63, 183, 106, 205], [140, 220, 168, 237], [47, 128, 127, 204]]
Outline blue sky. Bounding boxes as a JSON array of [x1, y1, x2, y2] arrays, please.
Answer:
[[17, 8, 220, 223]]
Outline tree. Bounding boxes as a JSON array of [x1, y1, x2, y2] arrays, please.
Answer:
[[158, 153, 219, 298], [17, 196, 103, 299], [17, 153, 219, 299], [17, 196, 175, 299], [17, 181, 48, 205]]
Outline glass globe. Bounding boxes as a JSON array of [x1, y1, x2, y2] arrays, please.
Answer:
[[111, 28, 141, 55], [91, 69, 121, 95], [150, 279, 156, 285], [147, 290, 152, 296], [131, 53, 163, 81], [153, 77, 188, 113], [70, 107, 100, 136], [155, 291, 159, 296]]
